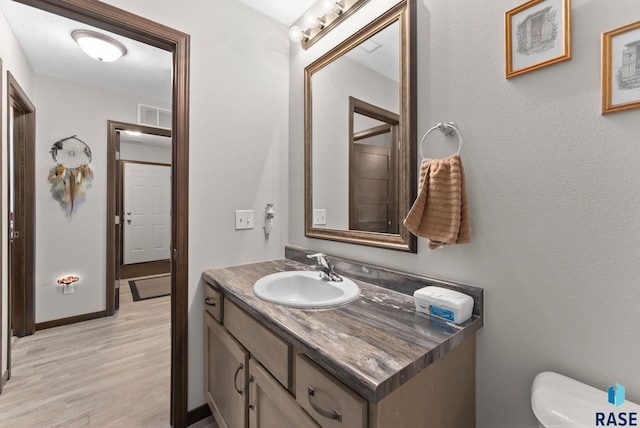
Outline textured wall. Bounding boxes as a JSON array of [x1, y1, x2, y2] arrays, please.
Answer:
[[0, 5, 34, 384], [290, 1, 640, 426], [312, 55, 398, 230], [100, 0, 291, 408], [33, 73, 171, 323], [120, 141, 171, 164]]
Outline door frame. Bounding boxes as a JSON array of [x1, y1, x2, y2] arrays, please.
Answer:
[[348, 96, 400, 232], [0, 57, 3, 393], [6, 73, 36, 349], [15, 1, 191, 426], [107, 121, 172, 310]]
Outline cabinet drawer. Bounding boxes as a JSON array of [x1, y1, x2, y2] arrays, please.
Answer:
[[204, 284, 223, 322], [295, 354, 367, 428], [224, 300, 291, 388]]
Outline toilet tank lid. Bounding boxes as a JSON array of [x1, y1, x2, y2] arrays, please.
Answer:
[[531, 371, 640, 427]]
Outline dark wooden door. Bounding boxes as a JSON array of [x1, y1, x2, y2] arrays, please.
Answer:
[[349, 143, 398, 233], [7, 72, 36, 346]]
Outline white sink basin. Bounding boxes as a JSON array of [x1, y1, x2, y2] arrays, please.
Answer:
[[253, 271, 360, 308]]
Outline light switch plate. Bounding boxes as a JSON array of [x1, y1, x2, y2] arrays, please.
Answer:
[[313, 209, 327, 225], [235, 210, 254, 230]]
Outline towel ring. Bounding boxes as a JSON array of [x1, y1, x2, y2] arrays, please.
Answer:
[[419, 122, 463, 159]]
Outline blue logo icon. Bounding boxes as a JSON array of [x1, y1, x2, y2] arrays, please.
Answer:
[[608, 383, 626, 407]]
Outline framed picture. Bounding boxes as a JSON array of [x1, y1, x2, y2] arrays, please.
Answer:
[[505, 0, 571, 78], [602, 20, 640, 114]]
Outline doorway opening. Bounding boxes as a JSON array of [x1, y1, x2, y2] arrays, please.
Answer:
[[6, 72, 36, 382], [107, 121, 172, 311], [348, 96, 399, 233], [6, 1, 190, 426]]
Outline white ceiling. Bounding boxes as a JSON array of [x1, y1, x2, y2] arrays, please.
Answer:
[[120, 132, 171, 148], [345, 21, 399, 83], [0, 0, 312, 105], [0, 0, 397, 110], [0, 0, 173, 103], [234, 0, 315, 26]]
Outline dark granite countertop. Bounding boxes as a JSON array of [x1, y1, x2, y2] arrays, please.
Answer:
[[202, 256, 482, 403]]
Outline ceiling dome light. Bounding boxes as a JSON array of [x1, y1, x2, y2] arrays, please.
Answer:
[[71, 30, 127, 62]]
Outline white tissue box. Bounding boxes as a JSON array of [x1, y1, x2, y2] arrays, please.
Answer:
[[414, 286, 474, 324]]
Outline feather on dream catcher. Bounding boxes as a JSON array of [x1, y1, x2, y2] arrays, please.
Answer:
[[48, 135, 94, 215]]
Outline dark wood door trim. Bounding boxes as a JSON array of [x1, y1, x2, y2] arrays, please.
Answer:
[[0, 56, 4, 392], [7, 71, 36, 347], [15, 2, 190, 426], [348, 96, 400, 233]]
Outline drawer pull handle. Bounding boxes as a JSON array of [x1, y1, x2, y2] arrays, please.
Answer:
[[204, 297, 217, 307], [233, 363, 244, 395], [307, 385, 342, 422], [248, 375, 255, 410]]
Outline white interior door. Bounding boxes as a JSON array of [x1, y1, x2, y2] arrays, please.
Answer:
[[123, 162, 171, 265]]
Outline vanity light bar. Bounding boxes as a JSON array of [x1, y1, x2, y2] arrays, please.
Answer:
[[290, 0, 372, 50]]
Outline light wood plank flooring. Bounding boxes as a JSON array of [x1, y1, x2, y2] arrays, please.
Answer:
[[0, 278, 174, 427]]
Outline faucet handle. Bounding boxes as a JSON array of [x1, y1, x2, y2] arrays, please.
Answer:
[[307, 253, 329, 268]]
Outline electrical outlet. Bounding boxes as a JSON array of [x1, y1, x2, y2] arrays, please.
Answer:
[[235, 210, 254, 230], [313, 209, 327, 225]]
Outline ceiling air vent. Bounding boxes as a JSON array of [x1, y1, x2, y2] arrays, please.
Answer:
[[137, 103, 171, 130]]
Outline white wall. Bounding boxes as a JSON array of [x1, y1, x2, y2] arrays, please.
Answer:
[[33, 73, 171, 323], [0, 6, 34, 382], [120, 141, 171, 164], [99, 0, 290, 409], [290, 1, 640, 427], [312, 55, 398, 229]]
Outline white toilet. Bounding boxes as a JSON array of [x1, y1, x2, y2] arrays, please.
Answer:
[[532, 371, 640, 427]]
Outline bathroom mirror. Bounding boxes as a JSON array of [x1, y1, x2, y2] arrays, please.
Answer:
[[305, 0, 416, 252]]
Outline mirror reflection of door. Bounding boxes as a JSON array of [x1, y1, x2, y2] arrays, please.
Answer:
[[349, 96, 399, 233]]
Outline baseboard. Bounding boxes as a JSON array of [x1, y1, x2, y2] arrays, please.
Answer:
[[120, 260, 170, 279], [0, 369, 8, 393], [187, 404, 212, 426], [35, 311, 107, 331]]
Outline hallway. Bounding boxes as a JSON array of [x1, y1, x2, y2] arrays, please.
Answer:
[[0, 279, 171, 427]]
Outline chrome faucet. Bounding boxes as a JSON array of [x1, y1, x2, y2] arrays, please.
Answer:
[[306, 253, 343, 282]]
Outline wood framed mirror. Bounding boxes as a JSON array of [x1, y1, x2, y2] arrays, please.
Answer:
[[304, 0, 416, 252]]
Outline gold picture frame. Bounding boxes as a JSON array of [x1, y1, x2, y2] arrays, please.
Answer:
[[505, 0, 571, 78], [602, 20, 640, 114]]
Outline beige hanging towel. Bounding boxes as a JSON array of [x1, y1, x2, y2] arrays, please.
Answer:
[[403, 154, 471, 250]]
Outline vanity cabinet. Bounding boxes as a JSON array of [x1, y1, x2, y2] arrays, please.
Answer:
[[205, 292, 367, 428], [204, 312, 248, 428], [204, 280, 477, 428]]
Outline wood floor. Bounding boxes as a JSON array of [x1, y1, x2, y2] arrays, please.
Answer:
[[0, 278, 175, 427]]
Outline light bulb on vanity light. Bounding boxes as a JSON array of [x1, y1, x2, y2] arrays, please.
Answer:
[[322, 0, 345, 15], [304, 10, 324, 29], [288, 25, 308, 42]]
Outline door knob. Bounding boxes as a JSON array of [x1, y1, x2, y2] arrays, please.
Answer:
[[127, 219, 132, 225]]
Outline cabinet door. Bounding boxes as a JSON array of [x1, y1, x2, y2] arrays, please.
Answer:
[[248, 359, 319, 428], [205, 312, 249, 428]]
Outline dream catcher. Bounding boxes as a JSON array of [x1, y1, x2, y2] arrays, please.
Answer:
[[48, 135, 94, 215]]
